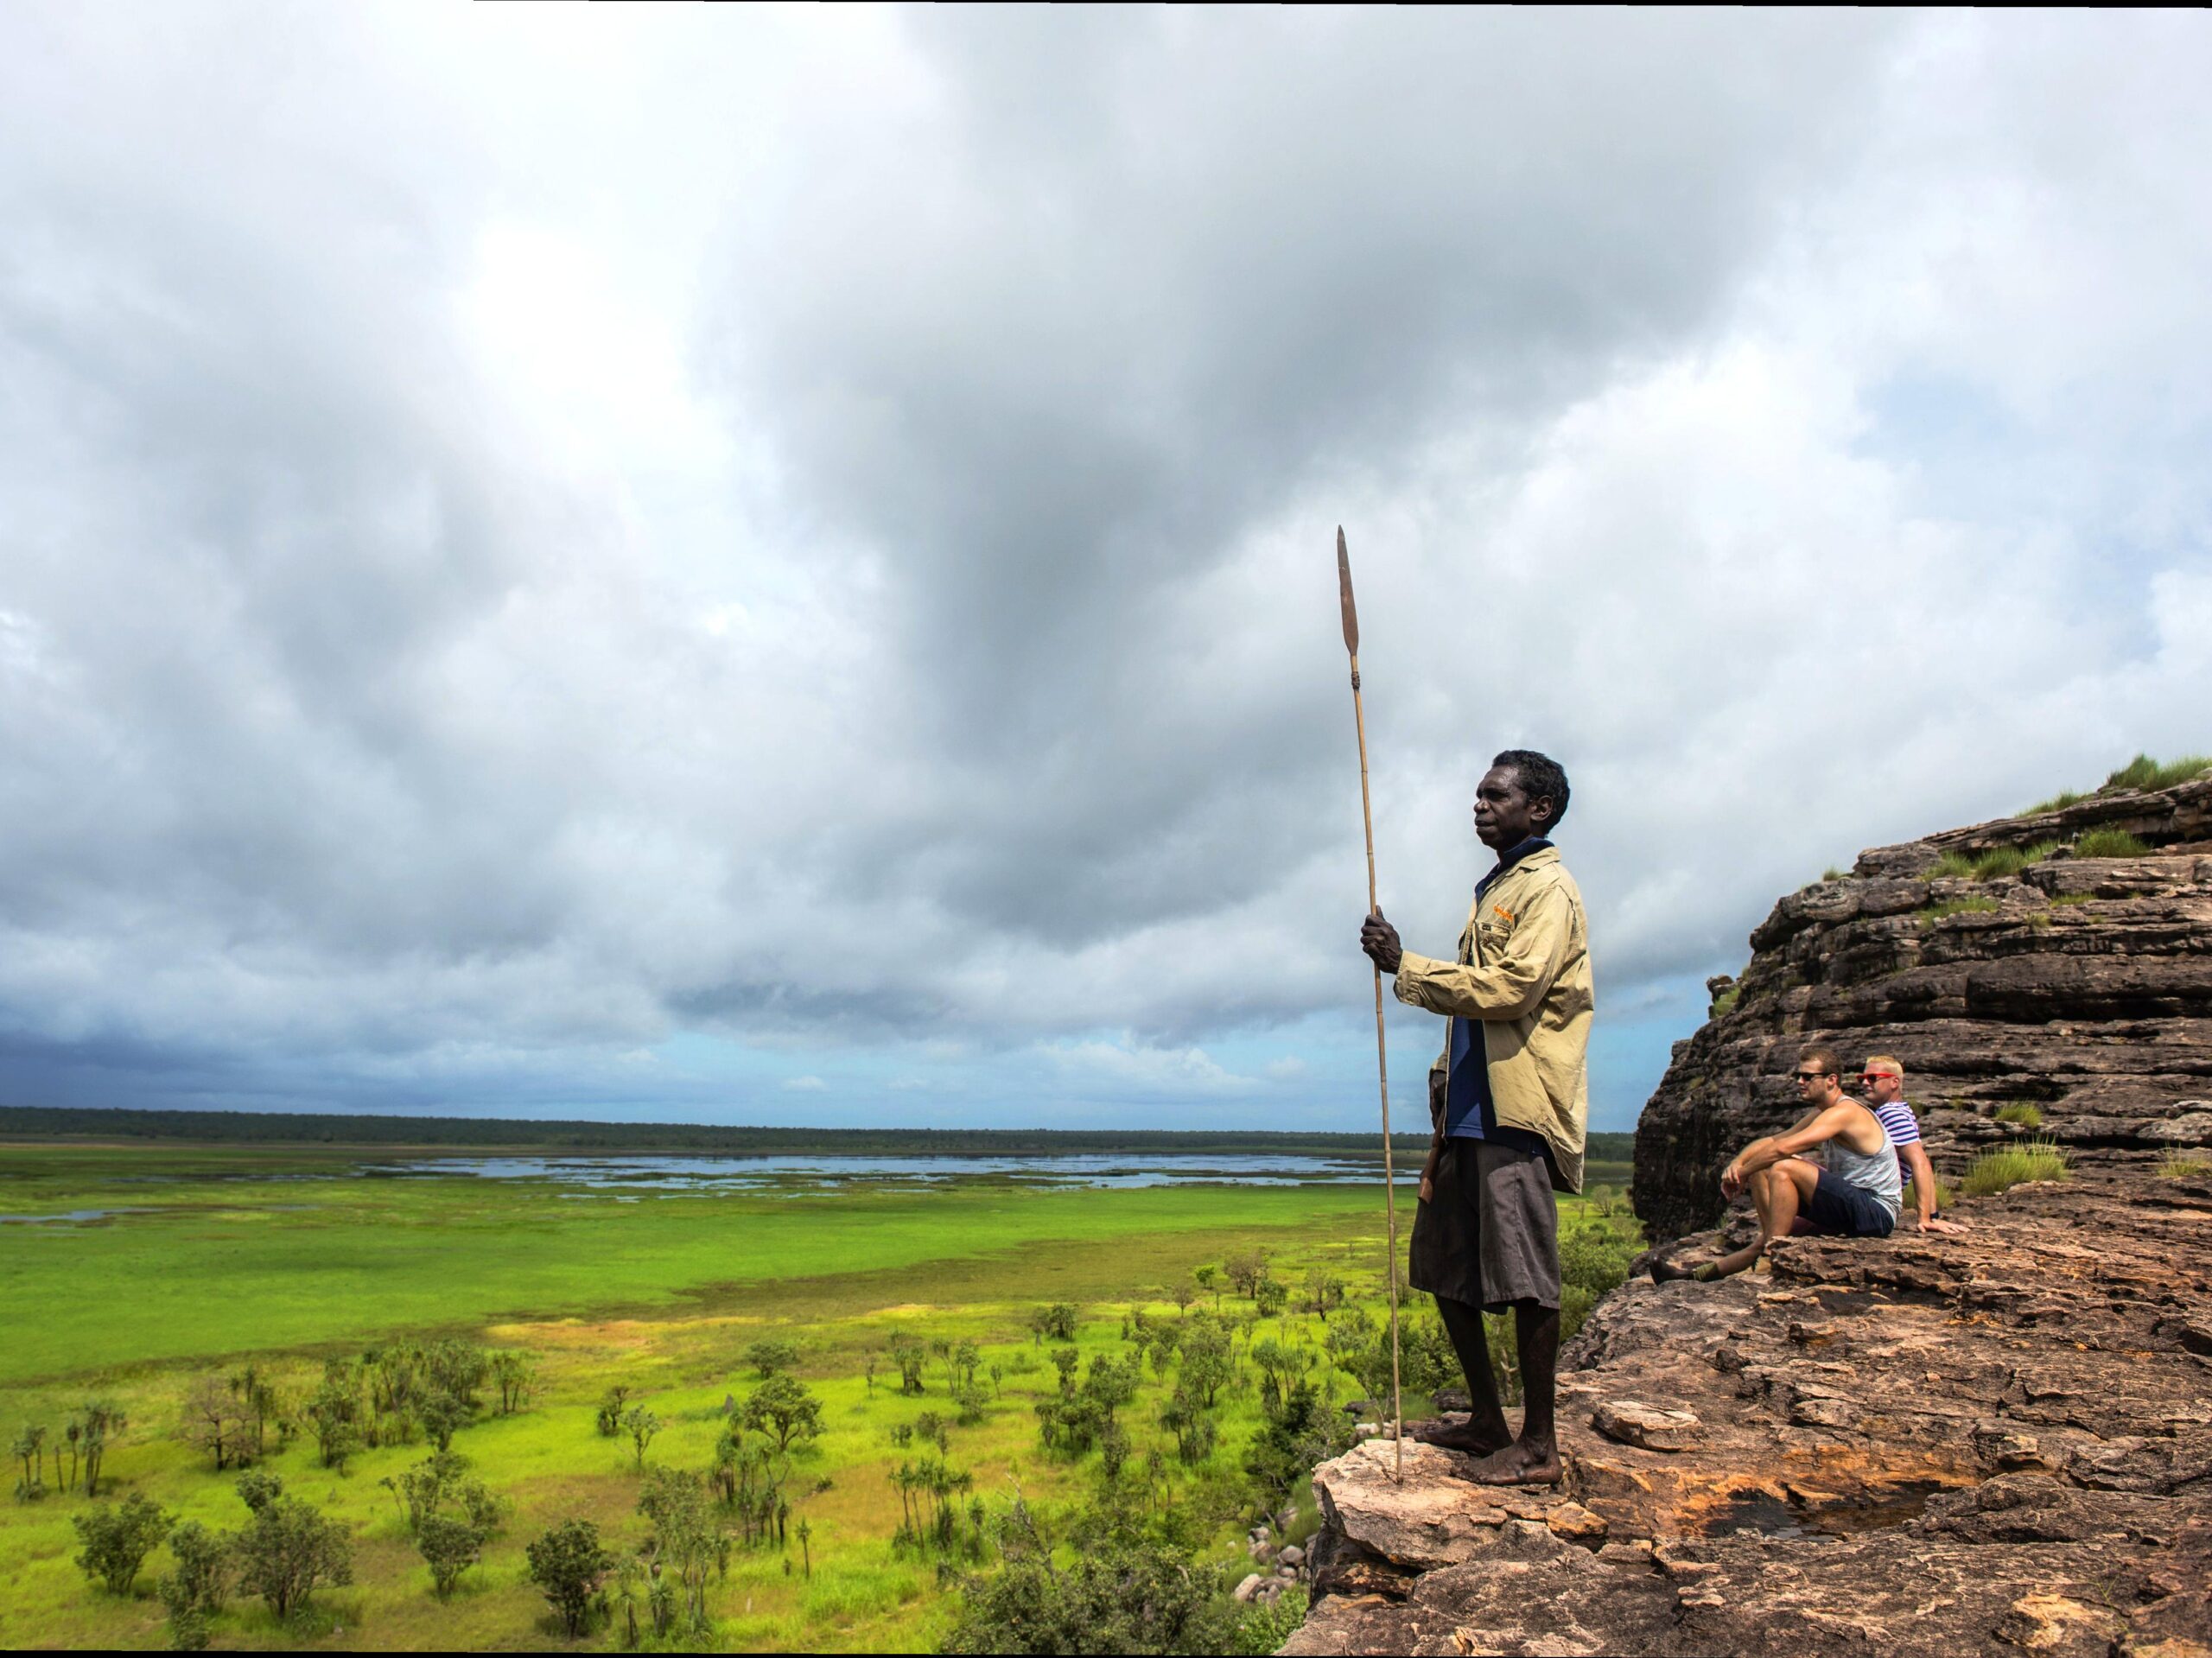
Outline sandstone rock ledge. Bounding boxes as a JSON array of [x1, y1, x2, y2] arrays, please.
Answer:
[[1285, 1162, 2212, 1656]]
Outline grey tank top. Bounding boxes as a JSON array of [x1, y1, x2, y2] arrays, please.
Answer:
[[1821, 1128, 1902, 1219]]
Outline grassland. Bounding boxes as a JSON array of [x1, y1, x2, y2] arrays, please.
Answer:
[[0, 1143, 1636, 1653]]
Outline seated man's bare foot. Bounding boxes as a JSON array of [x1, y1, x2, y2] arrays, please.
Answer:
[[1459, 1439, 1561, 1487], [1409, 1417, 1511, 1456]]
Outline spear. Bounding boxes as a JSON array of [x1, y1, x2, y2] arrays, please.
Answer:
[[1338, 525, 1404, 1481]]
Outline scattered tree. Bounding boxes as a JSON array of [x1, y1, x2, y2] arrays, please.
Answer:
[[525, 1518, 613, 1637], [418, 1388, 471, 1453], [489, 1350, 537, 1415], [889, 1331, 928, 1395], [594, 1383, 632, 1438], [11, 1423, 48, 1501], [741, 1375, 823, 1455], [229, 1480, 353, 1620], [72, 1492, 173, 1593], [416, 1511, 485, 1598], [177, 1376, 253, 1471], [743, 1338, 799, 1380], [638, 1466, 724, 1633], [156, 1521, 226, 1651], [620, 1405, 663, 1471]]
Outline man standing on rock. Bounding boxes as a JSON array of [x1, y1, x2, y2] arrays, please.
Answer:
[[1359, 749, 1592, 1488]]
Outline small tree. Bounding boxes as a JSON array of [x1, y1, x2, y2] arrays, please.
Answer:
[[639, 1467, 723, 1633], [306, 1368, 362, 1471], [416, 1512, 485, 1598], [178, 1376, 252, 1471], [621, 1405, 663, 1471], [525, 1518, 613, 1637], [1192, 1265, 1220, 1309], [1254, 1276, 1288, 1318], [1224, 1248, 1269, 1299], [742, 1339, 799, 1380], [489, 1350, 536, 1415], [234, 1468, 283, 1515], [157, 1521, 227, 1651], [741, 1374, 823, 1455], [888, 1332, 928, 1395], [11, 1423, 48, 1501], [594, 1384, 632, 1438], [230, 1488, 353, 1619], [418, 1388, 471, 1453], [73, 1492, 173, 1593]]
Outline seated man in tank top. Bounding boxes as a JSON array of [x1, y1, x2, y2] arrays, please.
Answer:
[[1654, 1044, 1902, 1282]]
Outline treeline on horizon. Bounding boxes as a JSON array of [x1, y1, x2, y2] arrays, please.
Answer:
[[0, 1103, 1636, 1163]]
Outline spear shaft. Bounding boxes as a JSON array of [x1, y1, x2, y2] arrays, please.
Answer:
[[1338, 526, 1404, 1481]]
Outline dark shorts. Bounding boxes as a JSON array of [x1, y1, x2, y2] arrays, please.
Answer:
[[1799, 1169, 1897, 1239], [1408, 1138, 1560, 1313]]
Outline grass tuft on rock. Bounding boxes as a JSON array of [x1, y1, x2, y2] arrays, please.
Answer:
[[1709, 986, 1741, 1019], [1900, 1174, 1957, 1214], [1993, 1102, 2044, 1128], [2156, 1155, 2212, 1181], [2071, 828, 2150, 859], [2026, 787, 2087, 815], [2103, 753, 2212, 792], [1961, 1138, 2069, 1197]]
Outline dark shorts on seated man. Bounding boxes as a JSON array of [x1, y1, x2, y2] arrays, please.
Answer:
[[1794, 1166, 1898, 1240], [1410, 1137, 1560, 1313]]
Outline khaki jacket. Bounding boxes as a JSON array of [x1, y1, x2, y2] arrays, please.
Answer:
[[1392, 845, 1593, 1192]]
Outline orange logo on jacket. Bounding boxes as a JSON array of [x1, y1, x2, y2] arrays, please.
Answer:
[[1491, 905, 1515, 924]]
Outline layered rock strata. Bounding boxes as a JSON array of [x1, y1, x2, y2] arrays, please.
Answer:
[[1286, 1159, 2212, 1656], [1636, 774, 2212, 1242]]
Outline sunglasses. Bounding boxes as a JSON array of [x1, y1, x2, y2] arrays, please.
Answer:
[[1791, 1070, 1834, 1082], [1859, 1071, 1899, 1082]]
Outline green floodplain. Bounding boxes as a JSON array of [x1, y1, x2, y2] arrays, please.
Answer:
[[0, 1139, 1639, 1653]]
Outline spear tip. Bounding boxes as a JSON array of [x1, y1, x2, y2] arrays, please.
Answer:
[[1336, 528, 1359, 654]]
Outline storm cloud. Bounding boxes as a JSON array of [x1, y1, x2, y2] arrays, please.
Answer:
[[3, 8, 2209, 1127]]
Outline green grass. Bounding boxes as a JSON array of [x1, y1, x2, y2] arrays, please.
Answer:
[[1993, 1103, 2044, 1128], [0, 1145, 1642, 1654], [1898, 1175, 1957, 1214], [1933, 843, 2058, 882], [1709, 986, 1741, 1019], [1960, 1138, 2070, 1197], [2156, 1155, 2212, 1181], [2071, 828, 2151, 859], [2103, 753, 2212, 792], [2026, 788, 2088, 815]]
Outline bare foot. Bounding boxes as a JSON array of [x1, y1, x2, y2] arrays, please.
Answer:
[[1459, 1439, 1561, 1487], [1409, 1417, 1511, 1456]]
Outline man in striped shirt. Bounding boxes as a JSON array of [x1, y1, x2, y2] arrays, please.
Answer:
[[1859, 1056, 1967, 1236]]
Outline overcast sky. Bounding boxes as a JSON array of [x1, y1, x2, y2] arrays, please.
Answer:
[[3, 8, 2208, 1134]]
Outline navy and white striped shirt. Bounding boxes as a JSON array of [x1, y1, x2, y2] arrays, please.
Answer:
[[1872, 1099, 1922, 1149]]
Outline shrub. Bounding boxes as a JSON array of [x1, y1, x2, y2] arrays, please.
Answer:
[[416, 1512, 485, 1598], [72, 1492, 173, 1593], [1993, 1103, 2044, 1128], [1961, 1139, 2069, 1197], [940, 1539, 1237, 1655], [524, 1518, 613, 1637], [2103, 753, 2212, 791], [1230, 1585, 1310, 1656], [2072, 828, 2150, 859]]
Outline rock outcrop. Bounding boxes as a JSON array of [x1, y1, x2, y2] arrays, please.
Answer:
[[1288, 778, 2212, 1656], [1637, 774, 2212, 1242], [1287, 1160, 2212, 1655]]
